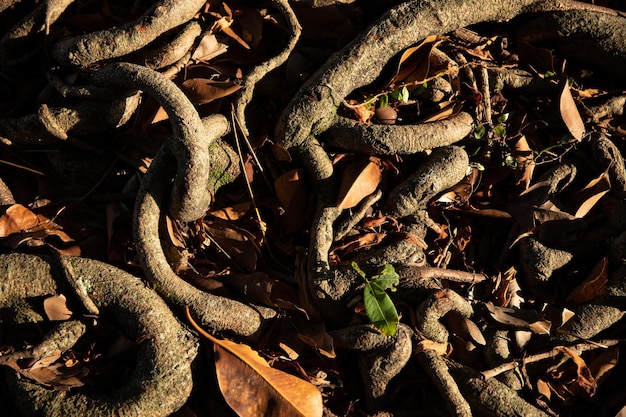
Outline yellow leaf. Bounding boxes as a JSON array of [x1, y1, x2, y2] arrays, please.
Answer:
[[186, 307, 323, 417]]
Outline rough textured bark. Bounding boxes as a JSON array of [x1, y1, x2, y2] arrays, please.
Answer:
[[0, 253, 197, 417], [51, 0, 207, 66]]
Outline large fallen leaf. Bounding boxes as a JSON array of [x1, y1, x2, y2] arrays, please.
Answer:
[[186, 307, 323, 417], [336, 160, 381, 210], [559, 79, 585, 141]]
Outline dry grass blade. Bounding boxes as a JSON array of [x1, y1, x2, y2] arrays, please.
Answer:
[[186, 307, 323, 417]]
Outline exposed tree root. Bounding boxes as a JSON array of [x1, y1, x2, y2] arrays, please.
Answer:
[[0, 253, 197, 417], [51, 0, 207, 66]]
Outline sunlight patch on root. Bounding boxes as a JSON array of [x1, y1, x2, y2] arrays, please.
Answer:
[[383, 146, 469, 218], [0, 253, 197, 417], [51, 0, 207, 67], [321, 112, 474, 155]]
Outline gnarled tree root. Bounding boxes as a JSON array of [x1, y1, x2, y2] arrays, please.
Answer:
[[51, 0, 207, 67], [0, 253, 197, 417], [133, 120, 265, 337]]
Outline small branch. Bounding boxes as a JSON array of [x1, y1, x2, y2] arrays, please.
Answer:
[[482, 339, 622, 379]]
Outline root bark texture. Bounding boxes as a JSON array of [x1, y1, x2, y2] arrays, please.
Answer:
[[0, 253, 197, 417]]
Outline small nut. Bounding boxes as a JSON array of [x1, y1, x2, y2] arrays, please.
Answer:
[[375, 105, 398, 125]]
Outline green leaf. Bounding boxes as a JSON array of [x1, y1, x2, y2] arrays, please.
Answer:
[[390, 89, 402, 101], [370, 263, 399, 292], [497, 113, 509, 124], [401, 86, 410, 103], [379, 94, 389, 109], [494, 125, 506, 137], [363, 281, 398, 336], [473, 125, 486, 140]]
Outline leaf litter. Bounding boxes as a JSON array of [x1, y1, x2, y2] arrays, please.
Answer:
[[1, 1, 626, 416]]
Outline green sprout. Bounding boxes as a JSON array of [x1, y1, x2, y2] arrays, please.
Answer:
[[352, 262, 399, 336]]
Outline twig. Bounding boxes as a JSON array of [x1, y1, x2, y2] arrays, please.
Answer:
[[482, 339, 622, 379]]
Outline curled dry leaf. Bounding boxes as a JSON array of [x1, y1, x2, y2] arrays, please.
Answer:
[[559, 79, 586, 141], [186, 307, 323, 417], [554, 346, 596, 398], [0, 204, 73, 247], [43, 294, 73, 321], [336, 160, 382, 210]]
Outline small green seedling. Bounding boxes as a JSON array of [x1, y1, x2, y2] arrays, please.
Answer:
[[351, 262, 399, 336]]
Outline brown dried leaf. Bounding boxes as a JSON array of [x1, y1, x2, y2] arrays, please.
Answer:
[[336, 161, 381, 210], [43, 295, 73, 321], [447, 311, 486, 346], [588, 346, 618, 387], [227, 272, 304, 312], [556, 346, 596, 397], [566, 169, 611, 218], [536, 378, 552, 400], [484, 302, 551, 334], [565, 257, 609, 306], [295, 319, 336, 359], [559, 80, 586, 141], [389, 35, 439, 86], [274, 169, 309, 234], [192, 34, 229, 61], [210, 202, 252, 221], [511, 135, 535, 189], [204, 221, 259, 272], [181, 79, 242, 105], [186, 308, 323, 417], [0, 204, 39, 237]]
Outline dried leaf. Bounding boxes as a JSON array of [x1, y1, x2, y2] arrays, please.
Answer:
[[555, 346, 596, 396], [566, 169, 611, 218], [389, 35, 439, 86], [511, 135, 535, 189], [274, 169, 309, 234], [536, 378, 552, 400], [43, 295, 73, 321], [181, 79, 242, 105], [0, 204, 73, 246], [186, 307, 323, 417], [210, 202, 252, 221], [588, 346, 618, 386], [0, 204, 39, 236], [336, 161, 382, 210], [192, 34, 229, 61], [484, 302, 551, 334], [565, 257, 609, 306], [559, 80, 585, 141], [227, 272, 304, 312], [295, 319, 336, 359], [204, 221, 259, 272]]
